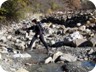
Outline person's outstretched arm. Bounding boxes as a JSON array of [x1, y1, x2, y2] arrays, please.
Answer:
[[22, 26, 35, 31]]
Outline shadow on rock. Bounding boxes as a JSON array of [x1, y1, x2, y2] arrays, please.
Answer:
[[50, 41, 65, 47]]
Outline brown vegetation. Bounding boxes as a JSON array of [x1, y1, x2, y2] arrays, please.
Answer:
[[70, 0, 81, 10], [0, 0, 95, 22]]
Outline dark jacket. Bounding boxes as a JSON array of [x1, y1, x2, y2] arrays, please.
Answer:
[[27, 22, 44, 35]]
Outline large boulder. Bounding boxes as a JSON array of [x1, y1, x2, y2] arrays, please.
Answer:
[[64, 31, 83, 42], [45, 57, 53, 64], [60, 53, 77, 62], [52, 51, 63, 62], [45, 51, 77, 63], [72, 39, 87, 47], [90, 35, 96, 47], [64, 31, 85, 47], [61, 61, 95, 72]]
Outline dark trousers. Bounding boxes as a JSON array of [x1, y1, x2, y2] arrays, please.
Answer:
[[28, 34, 48, 51]]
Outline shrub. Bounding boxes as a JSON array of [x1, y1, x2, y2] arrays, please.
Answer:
[[49, 1, 60, 10], [0, 8, 7, 20], [0, 0, 30, 21]]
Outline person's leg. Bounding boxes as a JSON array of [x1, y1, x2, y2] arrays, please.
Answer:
[[28, 34, 37, 49], [39, 34, 49, 51]]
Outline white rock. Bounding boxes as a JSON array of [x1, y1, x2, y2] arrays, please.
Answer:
[[86, 29, 91, 33], [21, 41, 25, 46], [60, 53, 77, 62], [16, 68, 29, 72], [79, 25, 86, 31], [10, 68, 16, 72], [28, 36, 32, 40], [88, 49, 94, 54], [7, 35, 12, 40], [0, 66, 7, 72], [70, 31, 83, 41], [51, 40, 55, 45], [52, 25, 56, 28], [56, 11, 63, 14], [73, 38, 87, 47], [52, 51, 63, 62], [71, 31, 83, 40], [25, 33, 29, 38], [45, 57, 53, 64], [32, 41, 36, 48], [1, 47, 8, 53], [48, 28, 54, 34], [13, 53, 31, 58], [77, 23, 81, 27], [90, 33, 94, 37], [65, 31, 83, 42], [0, 31, 4, 35], [16, 39, 20, 43], [87, 21, 91, 25], [0, 36, 7, 42], [12, 37, 16, 42], [15, 42, 25, 50]]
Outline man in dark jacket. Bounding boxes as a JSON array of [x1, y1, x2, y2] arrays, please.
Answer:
[[24, 19, 49, 52]]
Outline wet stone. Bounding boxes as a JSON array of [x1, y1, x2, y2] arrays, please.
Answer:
[[61, 61, 95, 72], [29, 63, 63, 72]]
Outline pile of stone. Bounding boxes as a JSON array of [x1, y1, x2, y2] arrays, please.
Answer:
[[45, 51, 77, 64], [0, 11, 96, 52], [0, 11, 96, 72]]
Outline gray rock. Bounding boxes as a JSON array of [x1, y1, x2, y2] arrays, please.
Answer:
[[72, 39, 87, 47], [90, 35, 96, 47], [64, 31, 85, 47], [86, 29, 91, 34], [45, 57, 53, 64], [29, 63, 63, 72], [13, 53, 31, 58], [0, 36, 7, 43], [61, 61, 95, 72], [64, 31, 83, 42], [0, 47, 9, 53], [52, 51, 63, 62], [88, 49, 94, 54], [79, 25, 86, 31], [16, 68, 29, 72], [60, 53, 77, 62], [15, 42, 25, 50], [7, 35, 12, 40]]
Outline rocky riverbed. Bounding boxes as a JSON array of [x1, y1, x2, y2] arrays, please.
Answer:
[[0, 11, 96, 72]]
